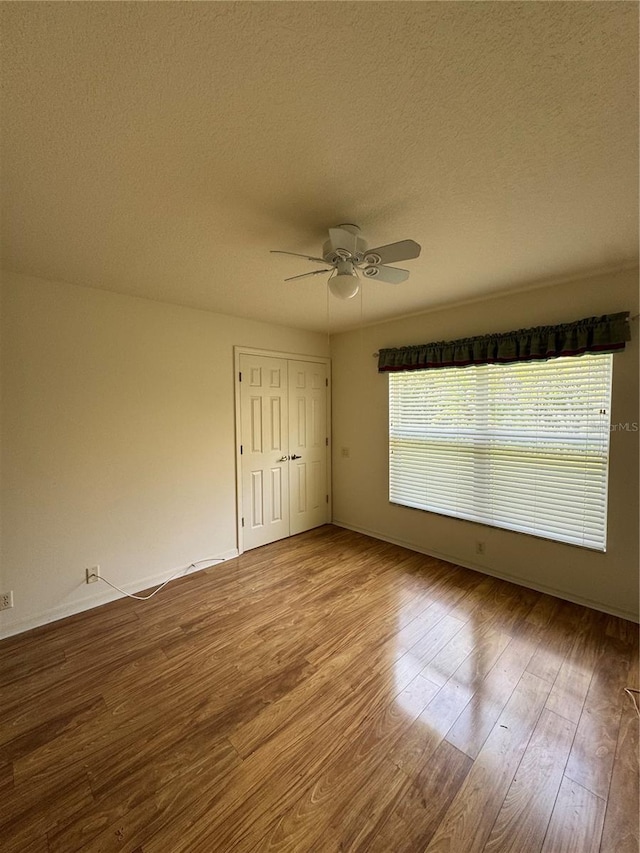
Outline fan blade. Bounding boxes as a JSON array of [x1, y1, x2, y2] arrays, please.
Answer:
[[364, 239, 421, 265], [284, 269, 331, 282], [363, 265, 409, 284], [329, 227, 358, 256], [271, 250, 329, 264]]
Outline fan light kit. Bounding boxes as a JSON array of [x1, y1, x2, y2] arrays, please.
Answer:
[[271, 224, 421, 299]]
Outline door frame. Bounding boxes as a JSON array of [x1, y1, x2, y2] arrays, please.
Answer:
[[234, 346, 332, 555]]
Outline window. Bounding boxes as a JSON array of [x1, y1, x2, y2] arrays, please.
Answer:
[[389, 353, 613, 551]]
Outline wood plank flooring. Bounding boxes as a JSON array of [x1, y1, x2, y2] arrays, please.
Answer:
[[1, 525, 638, 852]]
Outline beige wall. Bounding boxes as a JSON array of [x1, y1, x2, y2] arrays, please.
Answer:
[[331, 267, 639, 621], [0, 271, 328, 637]]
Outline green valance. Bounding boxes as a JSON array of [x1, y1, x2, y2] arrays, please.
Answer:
[[377, 312, 631, 373]]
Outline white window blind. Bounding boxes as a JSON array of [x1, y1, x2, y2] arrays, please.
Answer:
[[389, 353, 613, 551]]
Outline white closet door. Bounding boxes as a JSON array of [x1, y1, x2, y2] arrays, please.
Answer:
[[238, 354, 330, 551], [239, 354, 290, 550], [288, 360, 328, 536]]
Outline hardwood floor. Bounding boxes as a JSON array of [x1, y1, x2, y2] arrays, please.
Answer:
[[1, 525, 638, 852]]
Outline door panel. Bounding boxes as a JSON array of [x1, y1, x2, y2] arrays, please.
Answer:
[[288, 360, 328, 536], [270, 466, 284, 521], [240, 354, 290, 550]]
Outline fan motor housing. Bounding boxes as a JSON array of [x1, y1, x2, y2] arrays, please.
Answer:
[[322, 236, 368, 264], [322, 224, 368, 264]]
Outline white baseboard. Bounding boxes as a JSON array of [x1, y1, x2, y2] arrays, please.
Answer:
[[332, 520, 639, 624], [0, 548, 239, 641]]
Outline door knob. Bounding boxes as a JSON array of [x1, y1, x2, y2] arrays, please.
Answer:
[[291, 454, 302, 460], [276, 455, 289, 462]]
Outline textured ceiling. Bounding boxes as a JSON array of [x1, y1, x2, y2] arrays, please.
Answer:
[[1, 2, 638, 332]]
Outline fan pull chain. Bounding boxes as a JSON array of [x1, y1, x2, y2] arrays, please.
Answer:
[[359, 277, 364, 358], [326, 279, 331, 346]]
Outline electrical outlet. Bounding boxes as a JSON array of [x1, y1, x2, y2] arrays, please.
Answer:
[[86, 566, 100, 584], [341, 447, 351, 458], [0, 591, 13, 610], [476, 541, 485, 556]]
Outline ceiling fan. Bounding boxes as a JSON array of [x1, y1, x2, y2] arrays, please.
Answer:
[[271, 224, 421, 299]]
